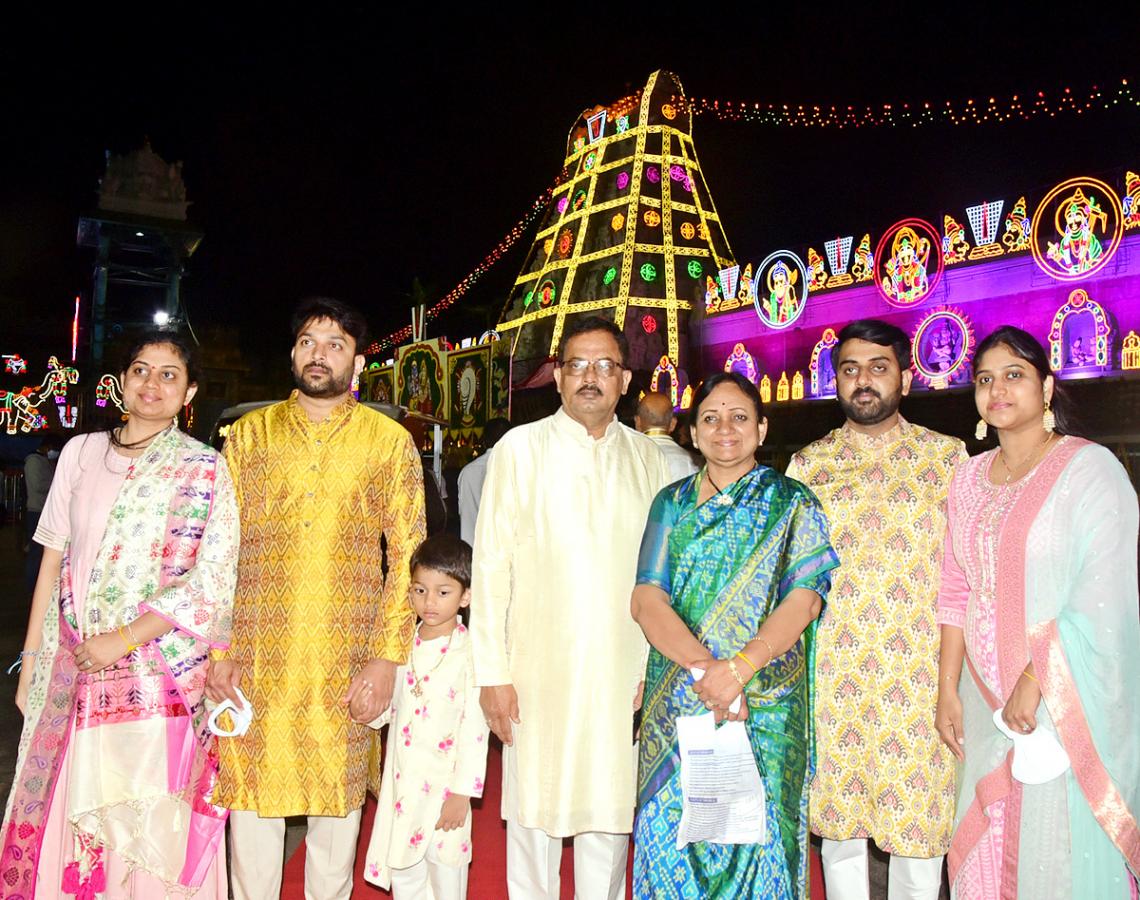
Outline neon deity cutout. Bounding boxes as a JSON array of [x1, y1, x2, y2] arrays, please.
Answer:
[[1002, 196, 1031, 251], [911, 307, 975, 388], [1047, 288, 1112, 371], [809, 328, 839, 398], [1031, 177, 1123, 281], [850, 234, 874, 283], [875, 218, 943, 308], [754, 251, 810, 329], [1124, 171, 1140, 230], [806, 248, 828, 291], [942, 215, 971, 265]]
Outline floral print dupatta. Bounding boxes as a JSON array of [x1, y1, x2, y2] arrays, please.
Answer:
[[1, 428, 238, 898]]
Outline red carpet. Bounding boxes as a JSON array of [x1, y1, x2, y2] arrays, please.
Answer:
[[281, 739, 825, 898]]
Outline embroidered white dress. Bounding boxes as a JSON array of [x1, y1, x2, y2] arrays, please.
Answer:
[[363, 624, 489, 889]]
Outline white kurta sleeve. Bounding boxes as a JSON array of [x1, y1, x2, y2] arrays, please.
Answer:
[[447, 657, 490, 798], [470, 437, 519, 686]]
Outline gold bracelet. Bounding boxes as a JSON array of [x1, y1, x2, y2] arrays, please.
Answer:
[[752, 636, 775, 668], [1021, 669, 1038, 683], [727, 658, 748, 688], [734, 651, 758, 674]]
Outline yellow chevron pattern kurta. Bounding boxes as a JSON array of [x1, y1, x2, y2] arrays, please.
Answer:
[[215, 393, 425, 817], [787, 418, 966, 857]]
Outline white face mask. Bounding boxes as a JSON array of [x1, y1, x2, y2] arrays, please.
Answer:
[[46, 450, 60, 460]]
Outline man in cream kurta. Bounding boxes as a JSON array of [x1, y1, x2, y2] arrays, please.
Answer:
[[472, 316, 669, 899]]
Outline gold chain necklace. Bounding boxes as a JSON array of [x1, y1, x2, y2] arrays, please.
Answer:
[[408, 627, 458, 698], [999, 433, 1054, 485]]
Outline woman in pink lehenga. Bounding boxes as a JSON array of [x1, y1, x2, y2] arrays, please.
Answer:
[[935, 326, 1139, 899], [2, 333, 239, 898]]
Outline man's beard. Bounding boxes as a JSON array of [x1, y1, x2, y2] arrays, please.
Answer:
[[293, 363, 354, 399], [838, 386, 901, 426]]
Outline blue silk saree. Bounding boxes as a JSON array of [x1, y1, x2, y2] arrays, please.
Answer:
[[633, 467, 838, 899]]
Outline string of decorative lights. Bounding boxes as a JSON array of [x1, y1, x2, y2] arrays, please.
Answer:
[[368, 77, 1136, 354], [364, 171, 569, 355], [685, 79, 1135, 127]]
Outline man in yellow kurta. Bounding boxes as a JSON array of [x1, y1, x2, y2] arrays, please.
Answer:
[[206, 298, 425, 900], [787, 320, 966, 900], [473, 316, 669, 899]]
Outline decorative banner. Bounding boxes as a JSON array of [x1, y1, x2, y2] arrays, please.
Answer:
[[753, 250, 810, 329], [488, 338, 511, 418], [810, 328, 839, 398], [875, 218, 943, 308], [362, 366, 394, 404], [397, 342, 445, 419], [1047, 288, 1112, 371], [723, 342, 758, 383], [1031, 176, 1124, 281], [447, 346, 490, 432], [966, 200, 1005, 259], [911, 306, 975, 388]]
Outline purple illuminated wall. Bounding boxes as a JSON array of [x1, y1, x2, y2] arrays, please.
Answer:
[[697, 233, 1140, 396]]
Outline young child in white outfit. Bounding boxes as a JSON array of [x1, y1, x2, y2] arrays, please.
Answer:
[[350, 534, 488, 899]]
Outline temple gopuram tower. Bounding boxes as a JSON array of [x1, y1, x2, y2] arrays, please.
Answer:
[[496, 70, 735, 380]]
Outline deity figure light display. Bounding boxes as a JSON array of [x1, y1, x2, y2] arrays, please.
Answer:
[[753, 250, 810, 329], [1031, 176, 1123, 281], [875, 218, 942, 308]]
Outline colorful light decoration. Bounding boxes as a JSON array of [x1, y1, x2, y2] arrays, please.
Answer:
[[942, 215, 971, 265], [966, 200, 1005, 259], [824, 236, 853, 288], [759, 374, 772, 404], [1047, 288, 1112, 370], [1030, 176, 1124, 281], [685, 79, 1137, 128], [791, 371, 804, 401], [616, 172, 630, 190], [753, 250, 810, 329], [642, 315, 657, 334], [1002, 197, 1031, 251], [1122, 331, 1140, 370], [537, 280, 557, 307], [810, 328, 839, 398], [776, 372, 790, 402], [646, 166, 660, 184], [478, 330, 501, 344], [59, 405, 78, 429], [911, 306, 976, 388], [0, 389, 43, 434], [680, 222, 695, 240], [650, 355, 679, 407], [1124, 171, 1140, 230], [96, 374, 126, 411], [603, 267, 617, 285], [640, 263, 657, 282], [686, 259, 702, 279], [680, 384, 692, 410], [723, 342, 758, 383], [875, 218, 943, 308], [72, 295, 80, 363], [3, 354, 26, 375]]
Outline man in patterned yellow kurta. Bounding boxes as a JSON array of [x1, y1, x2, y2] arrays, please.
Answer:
[[206, 298, 425, 900], [787, 320, 966, 900]]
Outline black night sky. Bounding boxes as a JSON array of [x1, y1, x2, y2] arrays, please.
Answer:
[[1, 12, 1137, 366]]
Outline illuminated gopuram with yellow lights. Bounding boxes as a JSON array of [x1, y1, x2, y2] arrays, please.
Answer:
[[496, 70, 735, 381]]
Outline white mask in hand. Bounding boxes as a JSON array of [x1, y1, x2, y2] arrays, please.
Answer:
[[992, 708, 1070, 784]]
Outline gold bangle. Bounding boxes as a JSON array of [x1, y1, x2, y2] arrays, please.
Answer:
[[734, 651, 758, 674], [727, 658, 748, 688], [1021, 669, 1038, 683], [752, 636, 775, 668]]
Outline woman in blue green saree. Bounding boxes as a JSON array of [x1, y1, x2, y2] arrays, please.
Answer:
[[631, 372, 839, 899]]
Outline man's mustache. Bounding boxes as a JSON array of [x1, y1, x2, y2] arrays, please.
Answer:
[[576, 385, 602, 396]]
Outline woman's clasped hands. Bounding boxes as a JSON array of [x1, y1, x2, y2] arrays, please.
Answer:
[[689, 656, 749, 723]]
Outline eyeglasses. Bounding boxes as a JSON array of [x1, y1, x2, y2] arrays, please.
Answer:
[[559, 358, 623, 377]]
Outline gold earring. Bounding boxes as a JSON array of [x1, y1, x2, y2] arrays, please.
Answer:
[[1042, 401, 1055, 433], [975, 419, 988, 440]]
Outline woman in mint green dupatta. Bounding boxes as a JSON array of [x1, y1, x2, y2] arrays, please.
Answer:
[[632, 373, 838, 899]]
